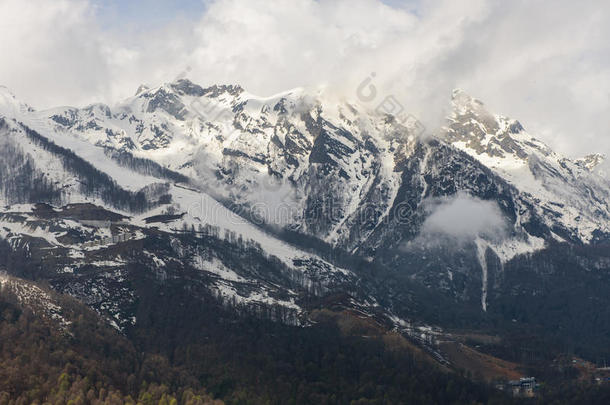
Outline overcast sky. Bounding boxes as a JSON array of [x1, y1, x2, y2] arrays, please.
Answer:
[[1, 0, 608, 159]]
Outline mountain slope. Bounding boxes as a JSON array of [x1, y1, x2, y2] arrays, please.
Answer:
[[1, 79, 610, 387], [0, 272, 222, 404], [446, 89, 609, 244], [21, 79, 607, 250]]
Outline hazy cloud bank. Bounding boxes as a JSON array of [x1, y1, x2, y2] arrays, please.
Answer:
[[420, 192, 507, 242], [1, 0, 608, 158]]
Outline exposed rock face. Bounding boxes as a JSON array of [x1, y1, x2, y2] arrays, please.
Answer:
[[0, 78, 608, 330]]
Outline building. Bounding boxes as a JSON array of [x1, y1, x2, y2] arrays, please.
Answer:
[[507, 377, 538, 398]]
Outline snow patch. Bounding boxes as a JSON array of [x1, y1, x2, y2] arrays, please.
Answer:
[[475, 238, 488, 312]]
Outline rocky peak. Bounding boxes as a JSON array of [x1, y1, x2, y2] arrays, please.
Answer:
[[135, 84, 150, 96], [169, 78, 206, 97], [575, 153, 606, 172], [445, 89, 551, 162], [201, 84, 245, 98], [142, 86, 187, 120], [0, 86, 34, 116], [451, 88, 486, 114]]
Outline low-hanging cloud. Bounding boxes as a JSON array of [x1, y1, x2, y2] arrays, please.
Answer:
[[421, 193, 507, 241], [0, 0, 609, 159]]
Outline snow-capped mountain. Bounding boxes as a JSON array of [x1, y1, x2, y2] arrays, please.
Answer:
[[0, 78, 608, 333], [0, 83, 399, 331], [446, 89, 609, 244], [13, 79, 608, 249]]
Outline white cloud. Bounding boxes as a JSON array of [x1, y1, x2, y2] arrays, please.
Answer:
[[0, 0, 110, 107], [0, 0, 608, 158], [420, 193, 507, 241]]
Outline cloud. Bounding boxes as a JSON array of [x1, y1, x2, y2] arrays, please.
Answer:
[[0, 0, 609, 158], [420, 193, 507, 241], [0, 0, 110, 107]]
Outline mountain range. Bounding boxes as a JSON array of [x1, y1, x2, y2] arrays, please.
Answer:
[[1, 78, 609, 403]]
